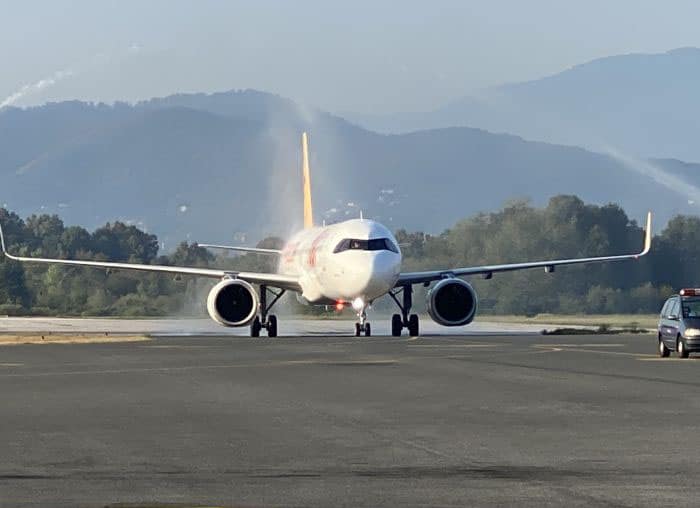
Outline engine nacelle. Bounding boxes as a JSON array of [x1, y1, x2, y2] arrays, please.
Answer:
[[427, 278, 478, 326], [206, 279, 258, 327]]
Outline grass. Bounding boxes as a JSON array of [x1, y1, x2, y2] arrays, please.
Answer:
[[0, 334, 150, 345]]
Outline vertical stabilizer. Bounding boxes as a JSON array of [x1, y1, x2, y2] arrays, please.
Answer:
[[302, 132, 314, 229]]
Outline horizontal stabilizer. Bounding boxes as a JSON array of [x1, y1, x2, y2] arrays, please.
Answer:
[[198, 244, 281, 255]]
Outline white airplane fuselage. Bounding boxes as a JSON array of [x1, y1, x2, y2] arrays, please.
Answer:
[[277, 219, 401, 306]]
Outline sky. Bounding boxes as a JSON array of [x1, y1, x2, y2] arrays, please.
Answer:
[[2, 0, 700, 114]]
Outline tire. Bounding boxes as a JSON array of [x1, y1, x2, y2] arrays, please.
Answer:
[[391, 314, 402, 337], [267, 315, 278, 338], [677, 336, 690, 358], [408, 314, 419, 337], [251, 316, 261, 337], [365, 322, 371, 337], [658, 336, 670, 357], [355, 322, 361, 337]]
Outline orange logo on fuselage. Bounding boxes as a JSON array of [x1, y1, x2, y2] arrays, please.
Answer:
[[282, 242, 298, 264], [308, 230, 329, 267]]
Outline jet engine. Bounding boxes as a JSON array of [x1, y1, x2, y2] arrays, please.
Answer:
[[427, 278, 478, 326], [206, 279, 258, 327]]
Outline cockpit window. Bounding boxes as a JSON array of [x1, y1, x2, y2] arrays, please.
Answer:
[[333, 238, 399, 253]]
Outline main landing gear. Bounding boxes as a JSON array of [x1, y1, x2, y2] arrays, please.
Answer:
[[388, 285, 420, 337], [251, 285, 285, 338]]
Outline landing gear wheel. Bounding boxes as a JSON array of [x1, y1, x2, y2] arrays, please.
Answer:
[[408, 314, 419, 337], [253, 285, 285, 340], [677, 337, 689, 358], [364, 322, 371, 337], [658, 336, 670, 357], [355, 323, 361, 337], [389, 286, 416, 338], [267, 315, 278, 338], [251, 316, 262, 337], [391, 314, 402, 337]]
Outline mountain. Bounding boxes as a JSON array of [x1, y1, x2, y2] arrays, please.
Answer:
[[0, 89, 698, 248], [346, 48, 700, 162]]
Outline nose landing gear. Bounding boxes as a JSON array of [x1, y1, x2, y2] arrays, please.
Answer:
[[355, 308, 371, 337], [389, 285, 419, 337], [251, 285, 285, 338]]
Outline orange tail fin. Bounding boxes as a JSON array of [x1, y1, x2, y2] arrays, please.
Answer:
[[302, 132, 314, 229]]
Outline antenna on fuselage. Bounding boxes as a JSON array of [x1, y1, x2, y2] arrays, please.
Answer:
[[302, 132, 314, 229], [360, 210, 364, 221]]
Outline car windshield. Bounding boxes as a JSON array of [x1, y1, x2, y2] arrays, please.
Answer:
[[681, 297, 700, 318]]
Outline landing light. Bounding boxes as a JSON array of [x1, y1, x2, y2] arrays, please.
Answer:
[[351, 297, 365, 311], [335, 302, 344, 311]]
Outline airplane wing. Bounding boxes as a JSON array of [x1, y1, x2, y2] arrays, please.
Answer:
[[198, 244, 281, 255], [397, 211, 652, 286], [0, 224, 301, 292]]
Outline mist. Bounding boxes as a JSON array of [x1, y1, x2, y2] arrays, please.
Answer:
[[0, 69, 74, 109], [605, 148, 700, 208]]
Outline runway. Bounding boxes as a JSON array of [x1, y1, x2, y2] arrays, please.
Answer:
[[0, 316, 554, 335], [1, 332, 696, 507]]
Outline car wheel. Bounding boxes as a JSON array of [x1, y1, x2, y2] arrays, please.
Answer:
[[658, 336, 670, 357], [677, 336, 690, 358]]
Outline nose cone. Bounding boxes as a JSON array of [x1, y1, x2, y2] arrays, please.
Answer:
[[369, 250, 401, 295], [354, 251, 401, 300]]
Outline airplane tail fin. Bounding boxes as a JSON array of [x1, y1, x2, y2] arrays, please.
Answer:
[[302, 132, 314, 229]]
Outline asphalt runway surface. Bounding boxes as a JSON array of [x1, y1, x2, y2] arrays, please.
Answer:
[[1, 331, 698, 507], [0, 316, 552, 335]]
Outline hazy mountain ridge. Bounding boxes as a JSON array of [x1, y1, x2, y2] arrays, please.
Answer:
[[0, 89, 698, 248], [347, 48, 700, 161]]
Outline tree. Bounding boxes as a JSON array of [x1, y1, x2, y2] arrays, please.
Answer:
[[0, 259, 30, 308], [92, 222, 159, 263]]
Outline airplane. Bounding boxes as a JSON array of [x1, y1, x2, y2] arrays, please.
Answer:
[[0, 132, 652, 338]]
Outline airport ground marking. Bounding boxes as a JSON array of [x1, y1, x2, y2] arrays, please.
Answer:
[[535, 343, 626, 348], [0, 357, 408, 378], [285, 359, 398, 366], [0, 350, 514, 378], [562, 348, 654, 358], [531, 347, 564, 353], [138, 345, 221, 349], [638, 357, 700, 362], [532, 344, 655, 359], [407, 343, 505, 349]]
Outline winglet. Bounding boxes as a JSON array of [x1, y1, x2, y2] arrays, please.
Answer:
[[0, 221, 19, 261], [641, 211, 652, 256]]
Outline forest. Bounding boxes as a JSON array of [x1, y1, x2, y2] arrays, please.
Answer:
[[0, 195, 691, 317]]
